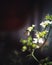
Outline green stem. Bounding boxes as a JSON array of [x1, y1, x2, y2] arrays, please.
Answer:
[[26, 54, 32, 57], [31, 49, 40, 64]]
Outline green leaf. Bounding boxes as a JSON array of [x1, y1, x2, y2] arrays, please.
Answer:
[[45, 15, 52, 21], [22, 46, 27, 52], [31, 44, 37, 48], [44, 63, 47, 65], [27, 36, 32, 46], [20, 39, 27, 44], [27, 42, 32, 46], [27, 36, 32, 42], [47, 62, 52, 65], [45, 15, 50, 20]]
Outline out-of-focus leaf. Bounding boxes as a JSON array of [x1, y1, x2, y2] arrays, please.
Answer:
[[32, 44, 36, 48], [47, 62, 52, 65], [45, 15, 52, 21], [27, 36, 32, 42], [27, 36, 32, 46], [27, 42, 32, 46], [20, 39, 27, 44], [44, 63, 47, 65], [22, 46, 27, 52], [31, 44, 38, 48]]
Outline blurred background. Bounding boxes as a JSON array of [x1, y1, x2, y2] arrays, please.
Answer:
[[0, 0, 52, 65]]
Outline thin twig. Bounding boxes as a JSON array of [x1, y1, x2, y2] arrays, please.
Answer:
[[31, 49, 40, 64]]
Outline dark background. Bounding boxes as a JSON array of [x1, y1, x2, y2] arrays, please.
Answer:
[[0, 0, 45, 31]]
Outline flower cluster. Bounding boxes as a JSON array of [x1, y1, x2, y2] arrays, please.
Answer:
[[40, 20, 52, 28], [19, 15, 52, 65], [20, 17, 52, 52]]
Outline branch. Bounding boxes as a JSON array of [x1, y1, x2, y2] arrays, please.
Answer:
[[39, 24, 51, 50]]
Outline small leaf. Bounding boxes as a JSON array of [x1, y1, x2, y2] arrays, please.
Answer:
[[44, 63, 47, 65], [47, 62, 52, 65], [20, 39, 27, 44], [32, 44, 37, 48], [27, 36, 32, 42], [45, 15, 50, 20], [45, 15, 52, 21], [27, 36, 32, 46], [22, 46, 27, 52], [27, 42, 32, 46]]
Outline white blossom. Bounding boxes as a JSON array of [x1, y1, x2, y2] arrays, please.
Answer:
[[33, 38, 38, 43], [40, 20, 52, 28], [36, 46, 39, 48], [32, 25, 35, 27], [49, 21, 52, 24], [38, 38, 45, 44], [27, 27, 33, 32], [35, 32, 40, 38]]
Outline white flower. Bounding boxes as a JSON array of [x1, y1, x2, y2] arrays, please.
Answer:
[[40, 20, 50, 28], [38, 38, 45, 44], [35, 32, 39, 38], [32, 25, 35, 27], [40, 20, 52, 28], [49, 21, 52, 24], [33, 38, 38, 43], [36, 46, 39, 48], [27, 27, 33, 32]]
